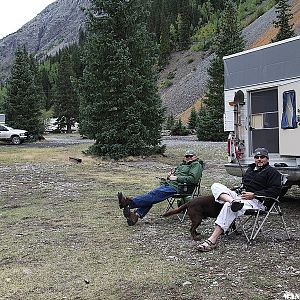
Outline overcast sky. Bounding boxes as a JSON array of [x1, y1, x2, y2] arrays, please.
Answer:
[[0, 0, 56, 40]]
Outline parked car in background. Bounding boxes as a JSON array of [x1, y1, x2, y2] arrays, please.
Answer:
[[0, 124, 29, 145], [45, 118, 79, 133]]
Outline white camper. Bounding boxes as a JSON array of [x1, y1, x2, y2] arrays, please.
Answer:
[[223, 35, 300, 190]]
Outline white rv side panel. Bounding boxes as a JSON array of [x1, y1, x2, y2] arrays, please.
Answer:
[[278, 81, 300, 156]]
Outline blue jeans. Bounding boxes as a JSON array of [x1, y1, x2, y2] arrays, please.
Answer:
[[129, 185, 177, 218]]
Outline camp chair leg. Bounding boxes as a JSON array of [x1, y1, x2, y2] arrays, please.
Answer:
[[177, 208, 188, 223], [250, 212, 270, 241], [227, 216, 253, 241], [249, 205, 275, 241], [165, 198, 176, 212], [274, 205, 290, 239], [245, 202, 290, 242], [280, 215, 290, 239]]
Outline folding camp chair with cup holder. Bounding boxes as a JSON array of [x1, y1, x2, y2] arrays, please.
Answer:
[[164, 179, 201, 222], [228, 173, 290, 243]]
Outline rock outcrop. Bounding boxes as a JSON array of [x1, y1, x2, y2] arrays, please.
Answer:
[[0, 0, 89, 83]]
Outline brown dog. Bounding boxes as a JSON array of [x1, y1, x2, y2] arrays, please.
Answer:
[[162, 195, 223, 240]]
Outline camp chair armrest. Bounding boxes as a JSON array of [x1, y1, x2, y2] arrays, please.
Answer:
[[255, 195, 279, 203], [172, 193, 191, 198], [177, 183, 196, 194]]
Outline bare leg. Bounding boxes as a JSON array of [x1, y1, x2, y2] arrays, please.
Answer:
[[218, 193, 234, 204], [207, 225, 223, 244], [196, 187, 240, 252], [203, 193, 231, 245], [196, 224, 223, 252]]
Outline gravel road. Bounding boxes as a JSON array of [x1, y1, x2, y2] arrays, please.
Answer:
[[1, 134, 213, 148]]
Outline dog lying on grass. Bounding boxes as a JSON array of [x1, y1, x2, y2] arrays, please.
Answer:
[[162, 195, 223, 240]]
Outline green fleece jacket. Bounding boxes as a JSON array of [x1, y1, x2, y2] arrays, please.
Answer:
[[168, 158, 203, 189]]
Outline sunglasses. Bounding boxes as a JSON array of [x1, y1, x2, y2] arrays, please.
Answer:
[[185, 155, 194, 158], [254, 155, 266, 159]]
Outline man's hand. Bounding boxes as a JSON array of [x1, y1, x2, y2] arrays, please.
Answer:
[[167, 168, 174, 178], [241, 191, 255, 200]]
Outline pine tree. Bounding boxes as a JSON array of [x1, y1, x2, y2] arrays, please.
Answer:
[[177, 2, 191, 50], [159, 16, 171, 66], [29, 54, 46, 109], [166, 113, 175, 130], [171, 118, 189, 136], [188, 107, 198, 129], [272, 0, 295, 42], [0, 85, 6, 111], [54, 50, 79, 133], [78, 0, 164, 159], [196, 107, 225, 141], [4, 46, 43, 138], [197, 0, 245, 141], [40, 66, 53, 110], [149, 0, 162, 40]]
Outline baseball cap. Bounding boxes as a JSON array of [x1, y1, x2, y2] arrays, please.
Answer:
[[253, 148, 269, 158], [185, 149, 196, 156]]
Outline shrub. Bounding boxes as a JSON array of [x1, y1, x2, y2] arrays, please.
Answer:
[[191, 22, 216, 52], [171, 119, 189, 136], [160, 78, 173, 89]]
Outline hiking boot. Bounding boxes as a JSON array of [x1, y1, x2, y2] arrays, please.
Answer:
[[118, 192, 130, 209], [123, 206, 139, 226], [231, 201, 244, 212]]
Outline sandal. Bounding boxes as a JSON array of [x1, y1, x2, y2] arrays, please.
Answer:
[[196, 239, 217, 252]]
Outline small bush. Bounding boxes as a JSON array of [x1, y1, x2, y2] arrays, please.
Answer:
[[167, 71, 176, 80], [160, 78, 173, 89], [187, 57, 194, 64], [171, 119, 189, 136], [191, 22, 216, 52]]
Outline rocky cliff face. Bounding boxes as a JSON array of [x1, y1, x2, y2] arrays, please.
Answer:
[[0, 0, 89, 83]]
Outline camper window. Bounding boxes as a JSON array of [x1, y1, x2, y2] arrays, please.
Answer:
[[281, 90, 297, 129], [251, 112, 278, 129], [264, 112, 278, 128]]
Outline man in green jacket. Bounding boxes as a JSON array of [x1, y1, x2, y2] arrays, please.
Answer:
[[118, 149, 203, 226]]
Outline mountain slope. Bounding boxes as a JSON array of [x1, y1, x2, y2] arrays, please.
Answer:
[[0, 0, 88, 83], [160, 0, 300, 119]]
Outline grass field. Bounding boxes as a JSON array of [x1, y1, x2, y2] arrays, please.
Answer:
[[0, 137, 299, 300]]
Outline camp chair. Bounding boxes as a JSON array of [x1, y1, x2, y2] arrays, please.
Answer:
[[164, 179, 201, 222], [228, 174, 290, 243]]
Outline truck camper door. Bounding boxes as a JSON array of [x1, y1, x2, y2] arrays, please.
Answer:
[[250, 88, 279, 154]]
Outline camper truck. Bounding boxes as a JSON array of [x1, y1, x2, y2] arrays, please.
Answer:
[[223, 35, 300, 190]]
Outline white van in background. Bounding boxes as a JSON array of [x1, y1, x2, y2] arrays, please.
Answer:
[[45, 118, 79, 133]]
